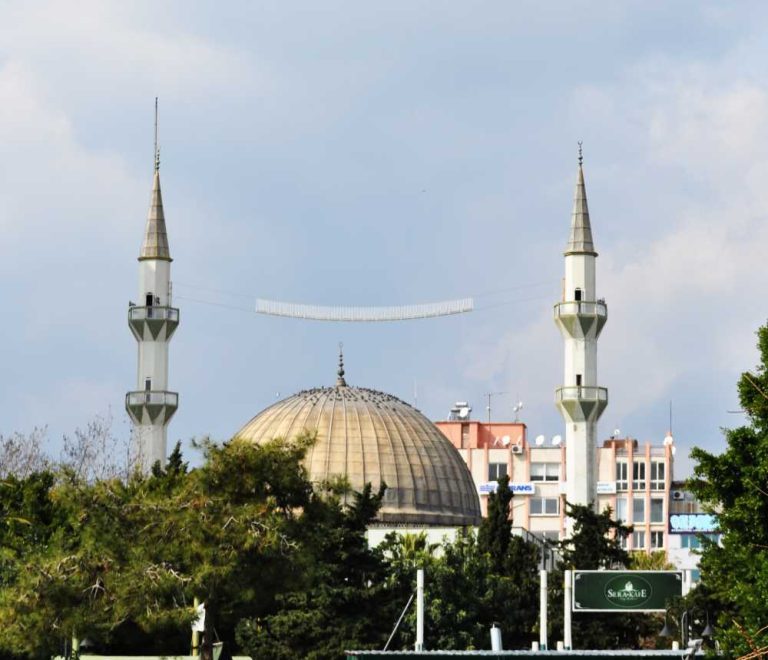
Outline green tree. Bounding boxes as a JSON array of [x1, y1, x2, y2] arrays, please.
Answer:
[[0, 436, 316, 660], [687, 321, 768, 656], [547, 503, 658, 650], [236, 483, 394, 660]]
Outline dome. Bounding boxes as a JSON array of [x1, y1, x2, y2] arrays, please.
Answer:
[[235, 374, 481, 526]]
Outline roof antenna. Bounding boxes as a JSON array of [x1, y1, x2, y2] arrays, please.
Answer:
[[336, 342, 347, 387], [577, 141, 583, 166], [154, 97, 160, 172]]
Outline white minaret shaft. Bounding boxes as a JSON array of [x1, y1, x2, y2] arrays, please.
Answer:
[[126, 132, 179, 472], [554, 150, 608, 509]]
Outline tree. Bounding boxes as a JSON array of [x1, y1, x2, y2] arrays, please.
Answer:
[[235, 482, 395, 660], [547, 503, 658, 650], [0, 435, 316, 659], [687, 321, 768, 656]]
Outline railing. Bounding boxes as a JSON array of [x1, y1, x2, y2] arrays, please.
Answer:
[[126, 390, 179, 407], [555, 386, 608, 402], [128, 306, 179, 322], [554, 301, 608, 317]]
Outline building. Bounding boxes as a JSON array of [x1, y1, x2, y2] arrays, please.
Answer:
[[125, 143, 179, 472], [554, 148, 608, 510], [438, 415, 675, 552], [234, 350, 482, 530], [667, 480, 719, 582]]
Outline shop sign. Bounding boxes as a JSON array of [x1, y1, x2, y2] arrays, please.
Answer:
[[596, 481, 617, 494], [668, 513, 718, 534], [573, 571, 683, 612], [478, 482, 534, 495]]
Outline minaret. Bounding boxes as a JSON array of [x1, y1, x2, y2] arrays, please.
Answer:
[[554, 145, 608, 509], [126, 101, 179, 472]]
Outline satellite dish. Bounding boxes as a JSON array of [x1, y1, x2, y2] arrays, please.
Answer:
[[552, 435, 562, 446], [459, 407, 470, 419], [613, 428, 621, 437], [671, 446, 677, 456], [534, 434, 545, 446], [501, 435, 511, 446], [663, 432, 674, 446]]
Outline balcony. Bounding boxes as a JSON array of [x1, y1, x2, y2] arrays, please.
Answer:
[[125, 390, 179, 425], [129, 305, 179, 322], [126, 390, 178, 407], [553, 300, 607, 338], [556, 386, 608, 403], [128, 305, 180, 341], [555, 386, 608, 423]]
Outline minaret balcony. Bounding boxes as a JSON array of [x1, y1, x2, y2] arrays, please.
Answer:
[[126, 390, 178, 425], [554, 300, 607, 339], [128, 305, 180, 341], [555, 386, 608, 423]]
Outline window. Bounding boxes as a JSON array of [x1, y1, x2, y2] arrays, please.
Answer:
[[650, 498, 664, 523], [574, 288, 582, 301], [633, 497, 645, 523], [615, 497, 628, 522], [530, 497, 559, 515], [530, 462, 559, 482], [619, 533, 628, 549], [616, 462, 628, 491], [488, 462, 507, 481], [681, 534, 701, 549], [650, 461, 665, 490], [632, 460, 646, 490], [576, 374, 582, 386], [650, 531, 664, 549], [632, 531, 646, 549]]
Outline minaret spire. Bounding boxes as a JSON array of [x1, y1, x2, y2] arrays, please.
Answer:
[[126, 99, 180, 472], [140, 99, 170, 262], [554, 148, 608, 521], [565, 143, 596, 256], [154, 96, 160, 172]]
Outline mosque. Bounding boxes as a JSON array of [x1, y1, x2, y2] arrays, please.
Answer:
[[125, 138, 607, 534]]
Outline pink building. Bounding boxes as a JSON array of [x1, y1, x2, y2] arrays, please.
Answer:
[[437, 418, 675, 553]]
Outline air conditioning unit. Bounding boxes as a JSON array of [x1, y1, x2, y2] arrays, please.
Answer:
[[672, 490, 685, 501], [511, 445, 523, 454]]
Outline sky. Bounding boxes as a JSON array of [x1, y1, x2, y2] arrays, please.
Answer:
[[2, 1, 767, 478]]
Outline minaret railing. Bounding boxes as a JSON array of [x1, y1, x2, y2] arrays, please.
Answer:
[[128, 305, 179, 322]]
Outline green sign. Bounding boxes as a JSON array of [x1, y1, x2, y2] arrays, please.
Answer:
[[573, 571, 683, 612]]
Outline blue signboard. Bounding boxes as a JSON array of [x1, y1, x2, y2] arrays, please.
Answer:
[[668, 513, 718, 534]]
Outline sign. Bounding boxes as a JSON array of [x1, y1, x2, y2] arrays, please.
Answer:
[[478, 482, 534, 495], [669, 513, 718, 534], [573, 571, 683, 612], [596, 481, 617, 494]]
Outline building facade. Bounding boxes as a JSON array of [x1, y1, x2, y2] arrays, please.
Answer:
[[437, 418, 675, 554]]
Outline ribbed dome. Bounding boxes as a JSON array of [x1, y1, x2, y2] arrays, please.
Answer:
[[235, 384, 481, 526]]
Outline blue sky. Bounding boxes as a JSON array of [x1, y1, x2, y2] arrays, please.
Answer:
[[2, 1, 767, 477]]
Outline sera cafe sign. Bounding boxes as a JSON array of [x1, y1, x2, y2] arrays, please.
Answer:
[[573, 571, 683, 612], [478, 482, 534, 495]]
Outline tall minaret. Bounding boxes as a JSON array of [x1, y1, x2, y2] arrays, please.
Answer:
[[554, 145, 608, 509], [126, 101, 179, 472]]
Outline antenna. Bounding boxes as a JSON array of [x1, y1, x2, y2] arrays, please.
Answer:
[[485, 391, 506, 424], [669, 399, 673, 435], [512, 398, 524, 422], [154, 97, 160, 171]]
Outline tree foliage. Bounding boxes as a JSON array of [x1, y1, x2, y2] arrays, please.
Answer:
[[688, 321, 768, 656]]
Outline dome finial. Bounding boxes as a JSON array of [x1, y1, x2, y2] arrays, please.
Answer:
[[578, 140, 583, 166], [336, 342, 347, 386]]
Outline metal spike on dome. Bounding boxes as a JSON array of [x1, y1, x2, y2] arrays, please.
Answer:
[[336, 342, 347, 387]]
